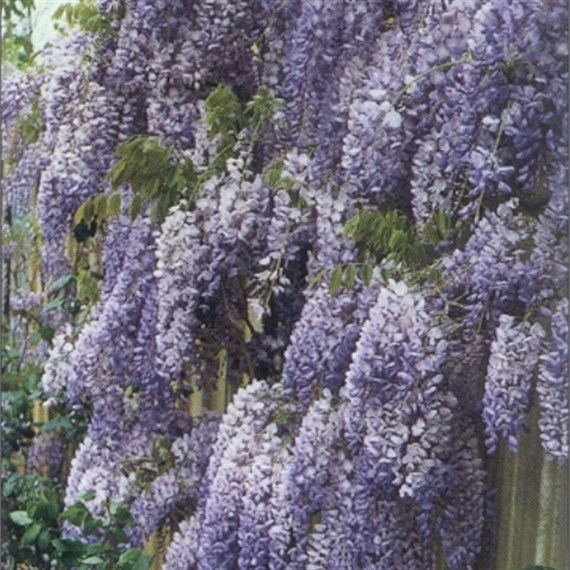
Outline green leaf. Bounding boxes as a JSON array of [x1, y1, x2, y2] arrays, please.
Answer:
[[44, 298, 67, 312], [62, 298, 81, 315], [308, 269, 325, 289], [53, 5, 66, 19], [380, 267, 392, 282], [110, 527, 128, 543], [61, 503, 89, 526], [39, 324, 56, 342], [22, 521, 42, 544], [53, 538, 86, 554], [110, 503, 133, 527], [108, 193, 122, 217], [118, 549, 153, 570], [435, 210, 449, 236], [47, 274, 76, 296], [129, 194, 143, 221], [83, 199, 95, 223], [422, 222, 440, 246], [80, 556, 105, 565], [82, 515, 100, 536], [388, 228, 405, 251], [10, 510, 33, 526], [263, 158, 284, 187], [94, 194, 107, 219], [344, 264, 357, 291], [204, 84, 244, 138], [31, 500, 60, 523], [361, 264, 373, 286], [37, 528, 52, 550], [329, 266, 344, 297], [133, 554, 154, 570]]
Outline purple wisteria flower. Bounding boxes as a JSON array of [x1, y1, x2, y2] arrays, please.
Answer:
[[483, 314, 545, 454], [128, 414, 220, 545], [342, 281, 468, 565], [281, 285, 361, 411], [437, 421, 486, 570], [4, 0, 567, 566], [287, 392, 343, 565], [537, 298, 569, 461], [1, 68, 43, 152], [155, 174, 272, 384], [440, 199, 533, 329], [196, 380, 284, 569]]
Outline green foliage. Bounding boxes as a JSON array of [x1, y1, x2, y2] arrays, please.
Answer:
[[1, 472, 66, 567], [329, 266, 344, 297], [93, 84, 283, 229], [205, 84, 246, 139], [40, 396, 89, 445], [204, 85, 247, 176], [326, 207, 469, 295], [1, 0, 36, 68], [344, 208, 434, 270], [76, 266, 102, 306], [245, 87, 283, 133], [53, 0, 122, 36], [318, 262, 377, 297], [2, 0, 35, 20], [2, 34, 36, 69], [4, 491, 152, 570], [108, 135, 197, 223], [3, 403, 148, 570], [1, 345, 66, 567], [44, 273, 80, 320], [16, 94, 45, 146], [1, 334, 44, 457], [204, 84, 283, 176], [262, 157, 286, 187]]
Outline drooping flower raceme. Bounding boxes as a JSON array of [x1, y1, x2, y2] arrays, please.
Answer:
[[483, 314, 545, 454], [537, 298, 569, 462]]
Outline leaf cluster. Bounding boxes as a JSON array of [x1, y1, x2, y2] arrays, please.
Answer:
[[108, 135, 197, 223], [89, 85, 282, 230], [1, 0, 36, 68], [6, 493, 153, 570], [2, 34, 36, 68], [204, 84, 283, 175], [344, 208, 434, 270], [323, 207, 469, 295], [2, 0, 34, 21], [40, 397, 89, 445], [1, 372, 40, 458], [327, 263, 374, 297], [204, 84, 282, 140], [41, 274, 81, 331], [53, 0, 123, 36], [2, 474, 64, 567], [16, 94, 44, 146]]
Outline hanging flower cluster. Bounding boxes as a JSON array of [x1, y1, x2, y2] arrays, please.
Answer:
[[2, 0, 567, 567]]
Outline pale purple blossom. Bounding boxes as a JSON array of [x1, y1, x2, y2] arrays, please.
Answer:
[[537, 298, 569, 461], [483, 314, 545, 453]]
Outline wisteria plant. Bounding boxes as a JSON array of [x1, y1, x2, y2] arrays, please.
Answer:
[[2, 0, 568, 568]]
